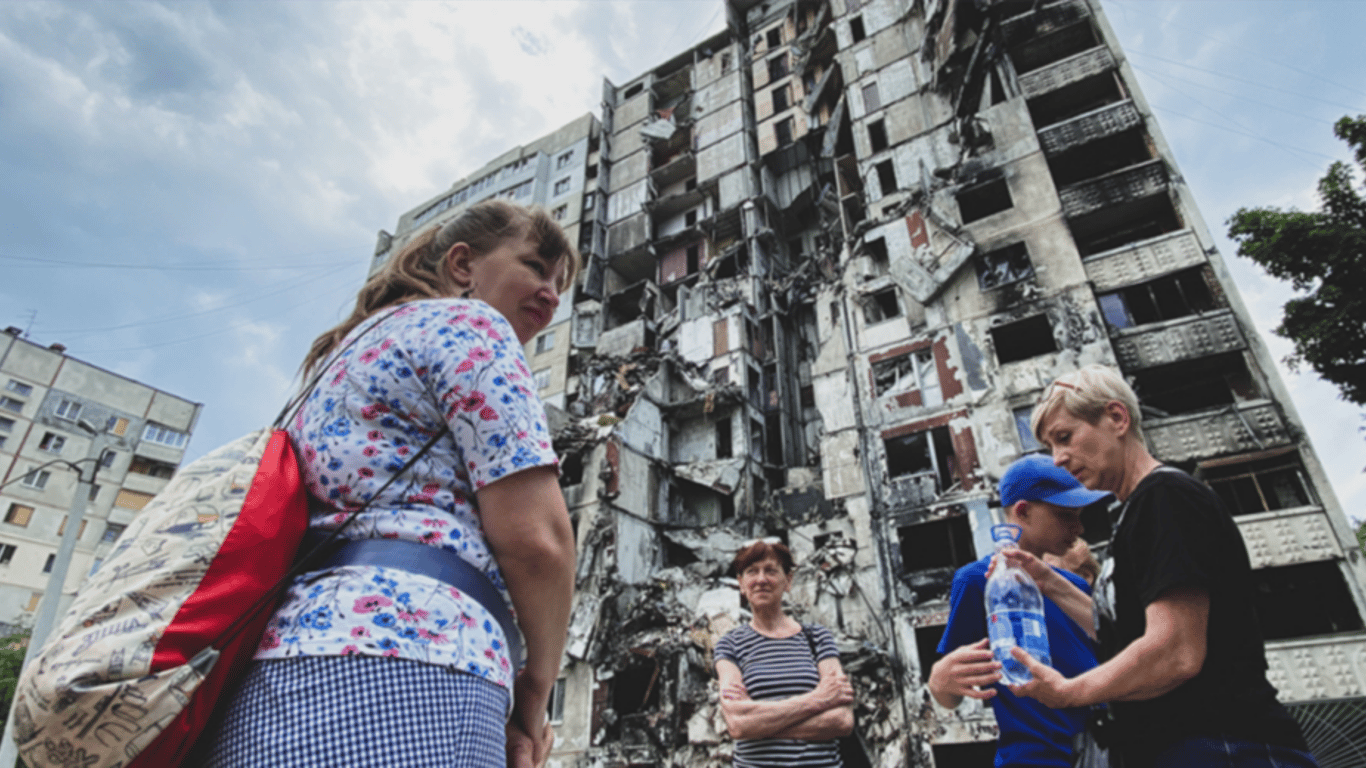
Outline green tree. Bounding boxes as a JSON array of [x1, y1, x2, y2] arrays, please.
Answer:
[[1227, 115, 1366, 405], [0, 631, 27, 722], [1357, 517, 1366, 557]]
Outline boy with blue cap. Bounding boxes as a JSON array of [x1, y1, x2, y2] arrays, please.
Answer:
[[930, 454, 1112, 767]]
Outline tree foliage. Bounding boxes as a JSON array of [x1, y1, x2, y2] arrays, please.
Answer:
[[1227, 116, 1366, 405], [0, 632, 28, 723]]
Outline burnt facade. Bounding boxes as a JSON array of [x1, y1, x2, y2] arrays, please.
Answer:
[[379, 2, 1366, 765]]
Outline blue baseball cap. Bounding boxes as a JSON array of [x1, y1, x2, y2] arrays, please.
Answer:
[[1000, 454, 1112, 508]]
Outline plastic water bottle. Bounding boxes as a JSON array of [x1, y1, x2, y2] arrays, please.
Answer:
[[984, 523, 1050, 685]]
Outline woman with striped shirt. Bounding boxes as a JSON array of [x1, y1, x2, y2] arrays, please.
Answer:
[[714, 539, 854, 768]]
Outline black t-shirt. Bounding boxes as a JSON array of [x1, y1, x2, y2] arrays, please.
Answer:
[[1096, 468, 1306, 759]]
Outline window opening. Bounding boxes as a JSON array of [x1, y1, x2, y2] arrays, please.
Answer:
[[767, 54, 789, 82], [21, 469, 50, 490], [1128, 352, 1256, 417], [766, 27, 782, 49], [4, 380, 32, 396], [1202, 453, 1317, 516], [1096, 267, 1216, 331], [862, 287, 902, 324], [875, 160, 897, 195], [1252, 562, 1364, 640], [55, 398, 82, 420], [849, 16, 866, 42], [897, 513, 974, 571], [868, 120, 888, 153], [957, 178, 1013, 223], [557, 151, 573, 169], [106, 416, 129, 435], [976, 242, 1034, 290], [716, 419, 733, 459], [142, 423, 188, 448], [622, 83, 644, 99], [775, 117, 794, 147], [0, 396, 22, 413], [1013, 406, 1043, 452], [685, 209, 698, 227], [43, 553, 55, 573], [772, 85, 789, 113], [548, 678, 567, 724], [39, 432, 65, 453], [56, 517, 86, 538], [915, 625, 947, 682], [129, 456, 176, 479], [553, 177, 571, 195], [0, 544, 15, 566], [991, 315, 1056, 364], [552, 205, 567, 221], [5, 504, 33, 527], [885, 425, 957, 491], [533, 369, 553, 391], [933, 742, 1000, 768], [535, 333, 555, 354], [88, 484, 100, 502], [865, 237, 888, 272]]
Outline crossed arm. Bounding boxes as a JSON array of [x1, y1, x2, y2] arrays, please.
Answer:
[[715, 657, 855, 741]]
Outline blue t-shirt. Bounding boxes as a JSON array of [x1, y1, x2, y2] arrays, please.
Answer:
[[937, 555, 1097, 768]]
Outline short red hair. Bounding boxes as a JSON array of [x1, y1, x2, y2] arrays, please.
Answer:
[[732, 539, 794, 576]]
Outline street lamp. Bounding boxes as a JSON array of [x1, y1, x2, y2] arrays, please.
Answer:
[[0, 418, 107, 768]]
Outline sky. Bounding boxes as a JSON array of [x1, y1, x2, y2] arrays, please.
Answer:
[[0, 0, 1362, 520]]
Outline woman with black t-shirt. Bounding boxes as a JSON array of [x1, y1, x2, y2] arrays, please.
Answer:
[[714, 539, 853, 768], [1000, 364, 1317, 768]]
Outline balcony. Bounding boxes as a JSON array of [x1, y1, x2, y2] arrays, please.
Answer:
[[1019, 46, 1115, 100], [1084, 229, 1204, 291], [1111, 310, 1246, 370], [1038, 100, 1142, 156], [1144, 400, 1291, 464], [1058, 159, 1167, 219], [1237, 507, 1342, 569], [1265, 634, 1366, 703]]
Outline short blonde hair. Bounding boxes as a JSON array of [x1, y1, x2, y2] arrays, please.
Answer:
[[1030, 364, 1146, 447]]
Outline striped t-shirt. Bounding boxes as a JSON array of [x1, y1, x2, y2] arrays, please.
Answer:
[[714, 624, 843, 768]]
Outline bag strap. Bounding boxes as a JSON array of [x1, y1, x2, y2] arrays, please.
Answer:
[[210, 423, 450, 655]]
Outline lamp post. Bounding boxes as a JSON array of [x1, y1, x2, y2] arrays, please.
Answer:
[[0, 418, 106, 768]]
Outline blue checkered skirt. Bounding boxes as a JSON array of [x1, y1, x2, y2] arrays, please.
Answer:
[[199, 655, 510, 767]]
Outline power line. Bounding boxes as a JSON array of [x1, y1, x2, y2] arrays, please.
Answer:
[[1126, 49, 1364, 115]]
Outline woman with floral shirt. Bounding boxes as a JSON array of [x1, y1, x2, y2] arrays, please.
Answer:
[[202, 200, 577, 768]]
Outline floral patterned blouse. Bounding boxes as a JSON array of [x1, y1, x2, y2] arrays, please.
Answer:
[[255, 298, 558, 693]]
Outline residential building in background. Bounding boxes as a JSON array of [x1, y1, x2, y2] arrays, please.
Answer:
[[376, 1, 1366, 765], [0, 327, 200, 636]]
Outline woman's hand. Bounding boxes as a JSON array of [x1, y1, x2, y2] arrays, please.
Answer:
[[507, 671, 554, 768], [1007, 647, 1080, 709], [810, 668, 855, 709]]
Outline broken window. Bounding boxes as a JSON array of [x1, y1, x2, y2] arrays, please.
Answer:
[[622, 82, 644, 99], [868, 119, 888, 153], [38, 432, 65, 453], [1096, 266, 1216, 331], [547, 678, 567, 724], [976, 242, 1034, 290], [1202, 452, 1318, 516], [685, 209, 698, 227], [772, 85, 790, 113], [767, 54, 789, 82], [865, 237, 888, 272], [861, 287, 902, 324], [129, 455, 176, 479], [1252, 562, 1364, 641], [558, 452, 584, 486], [716, 419, 733, 459], [991, 315, 1057, 364], [1129, 352, 1257, 417], [5, 503, 33, 527], [872, 349, 942, 405], [875, 160, 897, 195], [957, 178, 1013, 223], [765, 412, 784, 464], [862, 82, 881, 113], [849, 15, 866, 43], [885, 425, 957, 491], [766, 26, 782, 49], [775, 117, 794, 147], [897, 513, 974, 571], [613, 650, 662, 715]]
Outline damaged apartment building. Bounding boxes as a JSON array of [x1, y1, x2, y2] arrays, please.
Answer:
[[370, 1, 1366, 765]]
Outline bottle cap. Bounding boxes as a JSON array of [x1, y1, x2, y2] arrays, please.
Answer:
[[991, 523, 1022, 544]]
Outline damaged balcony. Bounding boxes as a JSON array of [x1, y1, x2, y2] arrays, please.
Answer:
[[894, 507, 978, 602], [1003, 0, 1096, 74], [1144, 400, 1292, 464], [1018, 45, 1115, 101], [1083, 229, 1206, 290], [1037, 99, 1143, 157], [1058, 158, 1167, 219], [1110, 309, 1247, 371], [1066, 179, 1182, 256]]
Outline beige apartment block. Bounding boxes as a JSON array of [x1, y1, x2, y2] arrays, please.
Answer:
[[0, 327, 200, 634]]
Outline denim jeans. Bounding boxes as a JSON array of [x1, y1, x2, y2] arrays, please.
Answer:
[[1121, 736, 1319, 768]]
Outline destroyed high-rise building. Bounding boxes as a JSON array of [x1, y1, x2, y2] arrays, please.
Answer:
[[372, 1, 1366, 765]]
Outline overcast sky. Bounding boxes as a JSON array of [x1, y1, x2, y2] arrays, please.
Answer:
[[1, 0, 1362, 519]]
